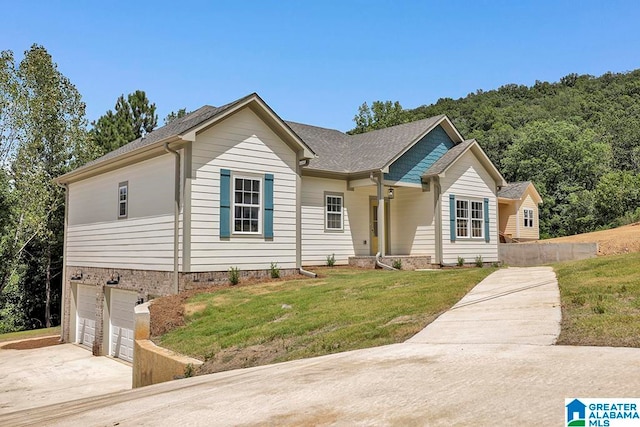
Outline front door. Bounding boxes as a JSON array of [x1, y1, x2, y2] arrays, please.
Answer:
[[369, 198, 390, 255], [370, 198, 379, 255]]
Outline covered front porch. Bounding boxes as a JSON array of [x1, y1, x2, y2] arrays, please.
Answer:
[[346, 172, 437, 268]]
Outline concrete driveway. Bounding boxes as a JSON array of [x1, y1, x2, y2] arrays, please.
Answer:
[[0, 339, 131, 415], [2, 267, 640, 426]]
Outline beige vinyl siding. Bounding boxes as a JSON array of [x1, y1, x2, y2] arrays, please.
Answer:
[[190, 108, 298, 271], [499, 201, 518, 238], [301, 177, 357, 265], [66, 155, 176, 271], [441, 150, 499, 264], [518, 192, 540, 240], [389, 187, 435, 256]]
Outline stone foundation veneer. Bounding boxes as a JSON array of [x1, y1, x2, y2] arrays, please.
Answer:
[[348, 255, 434, 270]]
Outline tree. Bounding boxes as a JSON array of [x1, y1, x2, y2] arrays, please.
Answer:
[[164, 108, 188, 125], [349, 100, 406, 134], [0, 44, 87, 331], [90, 90, 157, 158]]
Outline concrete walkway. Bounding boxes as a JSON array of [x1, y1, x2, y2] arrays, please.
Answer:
[[409, 266, 561, 345], [2, 267, 640, 426]]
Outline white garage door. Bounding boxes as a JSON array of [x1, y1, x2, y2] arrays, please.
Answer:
[[109, 289, 138, 363], [76, 285, 96, 349]]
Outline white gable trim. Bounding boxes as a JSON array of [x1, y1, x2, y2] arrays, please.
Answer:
[[436, 140, 506, 187]]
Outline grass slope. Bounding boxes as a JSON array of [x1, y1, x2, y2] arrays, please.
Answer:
[[0, 326, 60, 343], [555, 252, 640, 347], [158, 267, 494, 374]]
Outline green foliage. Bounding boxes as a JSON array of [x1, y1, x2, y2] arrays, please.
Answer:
[[164, 108, 189, 125], [89, 90, 157, 158], [350, 100, 406, 134], [474, 255, 483, 268], [392, 259, 402, 270], [184, 363, 195, 378], [0, 44, 86, 331], [269, 262, 280, 279], [228, 267, 240, 285], [350, 69, 640, 237], [326, 253, 336, 267], [457, 256, 465, 267]]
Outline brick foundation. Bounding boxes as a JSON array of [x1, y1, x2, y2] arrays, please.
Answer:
[[348, 255, 434, 270]]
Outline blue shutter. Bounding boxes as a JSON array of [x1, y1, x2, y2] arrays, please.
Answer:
[[264, 174, 274, 239], [449, 194, 456, 242], [484, 197, 490, 242], [220, 169, 231, 238]]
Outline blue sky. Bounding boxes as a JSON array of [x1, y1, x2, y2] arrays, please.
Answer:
[[3, 1, 640, 131]]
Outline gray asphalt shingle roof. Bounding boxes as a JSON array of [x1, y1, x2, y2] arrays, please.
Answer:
[[71, 92, 456, 177], [287, 115, 447, 173], [74, 95, 252, 173], [498, 181, 532, 199]]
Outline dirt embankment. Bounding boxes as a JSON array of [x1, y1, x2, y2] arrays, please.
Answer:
[[541, 222, 640, 256]]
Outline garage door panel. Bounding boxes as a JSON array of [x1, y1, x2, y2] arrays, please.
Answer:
[[110, 290, 137, 363], [77, 285, 96, 348]]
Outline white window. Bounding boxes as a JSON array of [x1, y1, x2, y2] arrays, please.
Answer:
[[524, 208, 534, 228], [456, 198, 483, 238], [233, 176, 261, 233], [325, 194, 343, 231], [118, 182, 128, 219]]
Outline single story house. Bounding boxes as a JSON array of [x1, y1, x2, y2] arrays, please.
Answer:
[[55, 92, 508, 361], [497, 181, 542, 242]]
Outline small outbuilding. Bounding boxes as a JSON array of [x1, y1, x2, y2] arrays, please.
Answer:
[[498, 181, 543, 242]]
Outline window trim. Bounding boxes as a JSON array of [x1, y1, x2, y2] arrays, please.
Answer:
[[324, 192, 344, 232], [523, 208, 534, 228], [118, 181, 128, 219], [232, 173, 263, 235], [455, 197, 484, 239]]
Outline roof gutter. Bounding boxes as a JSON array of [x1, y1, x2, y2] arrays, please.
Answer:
[[164, 142, 181, 294]]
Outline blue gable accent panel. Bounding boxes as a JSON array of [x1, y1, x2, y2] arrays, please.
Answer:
[[264, 174, 274, 239], [384, 125, 456, 184], [220, 169, 231, 238], [449, 194, 456, 242]]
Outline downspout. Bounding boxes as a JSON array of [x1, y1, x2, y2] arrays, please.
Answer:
[[56, 181, 69, 342], [164, 143, 180, 294], [297, 153, 317, 278], [369, 172, 396, 271]]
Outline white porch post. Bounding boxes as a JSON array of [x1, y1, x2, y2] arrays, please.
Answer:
[[377, 172, 386, 256]]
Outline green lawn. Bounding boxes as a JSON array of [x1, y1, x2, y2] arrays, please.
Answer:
[[555, 252, 640, 347], [158, 267, 494, 372], [0, 326, 60, 343]]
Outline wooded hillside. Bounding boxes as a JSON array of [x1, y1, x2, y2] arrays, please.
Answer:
[[351, 70, 640, 238]]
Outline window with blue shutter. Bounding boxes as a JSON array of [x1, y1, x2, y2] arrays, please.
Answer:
[[483, 198, 490, 242], [264, 174, 274, 239], [449, 194, 456, 242], [220, 169, 231, 238]]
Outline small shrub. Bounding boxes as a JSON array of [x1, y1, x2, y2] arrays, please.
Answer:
[[228, 266, 240, 285], [457, 256, 465, 267], [491, 261, 501, 268], [475, 255, 483, 268], [392, 259, 402, 270], [184, 363, 195, 378], [326, 253, 336, 267], [270, 262, 280, 279], [593, 303, 606, 314]]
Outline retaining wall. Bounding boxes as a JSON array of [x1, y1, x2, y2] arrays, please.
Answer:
[[499, 242, 598, 266], [133, 302, 203, 388]]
